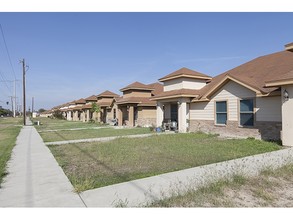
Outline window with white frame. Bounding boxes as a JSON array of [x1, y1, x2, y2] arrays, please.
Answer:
[[215, 101, 227, 125]]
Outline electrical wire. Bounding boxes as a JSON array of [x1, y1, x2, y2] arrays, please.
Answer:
[[0, 23, 16, 80]]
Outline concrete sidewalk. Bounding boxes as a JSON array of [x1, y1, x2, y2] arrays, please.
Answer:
[[0, 120, 85, 207], [45, 132, 171, 146]]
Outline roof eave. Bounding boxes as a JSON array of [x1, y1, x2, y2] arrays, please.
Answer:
[[120, 87, 154, 92], [151, 94, 198, 101], [159, 74, 212, 82], [265, 79, 293, 87]]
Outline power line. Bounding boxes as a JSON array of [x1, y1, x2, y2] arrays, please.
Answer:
[[0, 23, 16, 80], [0, 71, 12, 93]]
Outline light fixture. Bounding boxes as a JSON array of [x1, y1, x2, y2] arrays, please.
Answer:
[[284, 89, 289, 101]]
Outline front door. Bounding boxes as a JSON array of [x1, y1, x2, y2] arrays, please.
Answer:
[[171, 104, 178, 122]]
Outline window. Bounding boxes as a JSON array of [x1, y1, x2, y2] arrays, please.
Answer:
[[239, 99, 254, 126], [215, 101, 227, 125]]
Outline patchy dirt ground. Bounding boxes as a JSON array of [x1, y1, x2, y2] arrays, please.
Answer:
[[148, 164, 293, 207], [222, 176, 293, 207]]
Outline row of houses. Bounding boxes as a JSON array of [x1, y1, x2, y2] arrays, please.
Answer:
[[42, 82, 164, 127], [42, 43, 293, 147]]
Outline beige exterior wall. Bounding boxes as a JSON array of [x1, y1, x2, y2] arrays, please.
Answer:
[[98, 97, 113, 102], [164, 78, 207, 92], [255, 96, 282, 122], [137, 107, 156, 119], [190, 80, 255, 122], [123, 90, 151, 98], [281, 85, 293, 146]]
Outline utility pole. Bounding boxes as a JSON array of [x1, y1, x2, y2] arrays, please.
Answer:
[[13, 80, 16, 117], [9, 96, 13, 113], [32, 96, 34, 117], [21, 59, 26, 125]]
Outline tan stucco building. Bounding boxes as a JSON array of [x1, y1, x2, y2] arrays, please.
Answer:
[[96, 90, 120, 124], [116, 81, 163, 127], [152, 43, 293, 146]]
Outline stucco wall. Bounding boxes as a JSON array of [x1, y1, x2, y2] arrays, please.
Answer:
[[164, 77, 207, 92], [123, 90, 151, 98], [137, 107, 156, 119], [256, 96, 282, 122], [282, 85, 293, 146]]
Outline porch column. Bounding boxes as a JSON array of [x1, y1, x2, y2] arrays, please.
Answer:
[[282, 85, 293, 146], [118, 106, 123, 126], [129, 105, 134, 127], [81, 111, 85, 122], [73, 111, 78, 121], [178, 99, 188, 133], [86, 109, 90, 122], [156, 102, 164, 127], [67, 111, 71, 121]]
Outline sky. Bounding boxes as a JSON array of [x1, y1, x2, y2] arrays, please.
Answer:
[[1, 12, 293, 111]]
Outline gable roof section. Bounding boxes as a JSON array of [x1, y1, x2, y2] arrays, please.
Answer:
[[120, 81, 154, 92], [97, 90, 120, 98], [97, 99, 114, 107], [148, 82, 164, 96], [85, 95, 97, 101], [115, 96, 156, 106], [74, 98, 86, 104], [193, 50, 293, 102], [159, 67, 212, 82]]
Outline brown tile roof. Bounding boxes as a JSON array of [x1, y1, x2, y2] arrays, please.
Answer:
[[72, 105, 83, 110], [223, 51, 293, 93], [81, 103, 93, 109], [97, 90, 120, 98], [85, 95, 97, 101], [265, 70, 293, 86], [148, 82, 164, 96], [68, 100, 76, 105], [193, 50, 293, 101], [74, 98, 86, 104], [120, 81, 154, 92], [159, 67, 212, 82], [116, 97, 156, 106], [97, 100, 113, 107], [151, 89, 201, 101]]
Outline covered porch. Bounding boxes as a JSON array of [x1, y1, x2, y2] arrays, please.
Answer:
[[156, 98, 190, 133], [117, 104, 138, 127]]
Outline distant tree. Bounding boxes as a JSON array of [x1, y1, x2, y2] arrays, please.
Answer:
[[38, 108, 46, 113], [0, 108, 12, 117], [90, 102, 100, 122], [52, 110, 65, 120]]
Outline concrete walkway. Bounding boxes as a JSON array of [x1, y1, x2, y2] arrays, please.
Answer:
[[0, 119, 85, 207], [45, 132, 171, 146]]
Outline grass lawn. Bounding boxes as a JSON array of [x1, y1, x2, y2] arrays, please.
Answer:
[[33, 117, 103, 132], [0, 117, 22, 186], [48, 133, 281, 192], [148, 164, 293, 207], [39, 127, 152, 142]]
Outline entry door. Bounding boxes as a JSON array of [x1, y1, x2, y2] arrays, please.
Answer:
[[171, 104, 178, 122]]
